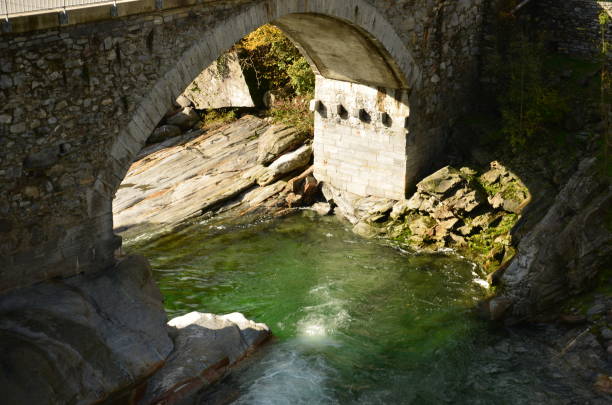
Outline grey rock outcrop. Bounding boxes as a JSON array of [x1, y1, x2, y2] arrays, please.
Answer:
[[114, 116, 269, 238], [257, 124, 308, 165], [182, 51, 255, 110], [141, 311, 270, 405], [0, 255, 173, 405], [491, 158, 612, 322]]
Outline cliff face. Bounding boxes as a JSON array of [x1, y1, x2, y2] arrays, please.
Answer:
[[489, 158, 612, 322]]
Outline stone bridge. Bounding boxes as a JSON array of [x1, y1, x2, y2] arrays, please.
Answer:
[[0, 0, 484, 293]]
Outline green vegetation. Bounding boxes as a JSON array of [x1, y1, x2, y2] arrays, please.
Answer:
[[475, 1, 608, 165], [265, 96, 314, 136], [236, 24, 315, 100], [198, 107, 239, 130]]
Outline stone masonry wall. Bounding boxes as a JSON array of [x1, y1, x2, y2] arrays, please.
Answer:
[[0, 0, 486, 292], [313, 76, 410, 200], [532, 0, 612, 59]]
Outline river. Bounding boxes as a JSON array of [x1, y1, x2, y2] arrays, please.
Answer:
[[126, 211, 603, 404]]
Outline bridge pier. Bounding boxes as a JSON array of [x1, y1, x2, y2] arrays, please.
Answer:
[[312, 76, 411, 200]]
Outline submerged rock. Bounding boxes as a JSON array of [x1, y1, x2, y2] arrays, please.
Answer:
[[141, 311, 270, 405], [311, 201, 332, 216]]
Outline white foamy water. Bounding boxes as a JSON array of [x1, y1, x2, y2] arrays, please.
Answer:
[[233, 345, 338, 405], [234, 282, 349, 404], [297, 283, 351, 339]]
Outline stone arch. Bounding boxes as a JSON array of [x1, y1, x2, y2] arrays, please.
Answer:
[[106, 0, 420, 197]]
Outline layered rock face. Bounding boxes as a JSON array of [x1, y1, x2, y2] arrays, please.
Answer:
[[490, 158, 612, 322], [181, 51, 254, 110], [114, 117, 318, 239]]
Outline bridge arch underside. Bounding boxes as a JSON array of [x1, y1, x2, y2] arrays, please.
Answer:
[[1, 0, 447, 293]]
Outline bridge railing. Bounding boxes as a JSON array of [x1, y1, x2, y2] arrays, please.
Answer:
[[1, 0, 133, 19]]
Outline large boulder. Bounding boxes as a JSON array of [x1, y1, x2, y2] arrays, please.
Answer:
[[182, 51, 255, 110], [417, 166, 465, 197], [257, 124, 308, 165], [0, 255, 173, 404], [140, 311, 270, 405]]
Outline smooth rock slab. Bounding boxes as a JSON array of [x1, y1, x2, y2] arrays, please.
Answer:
[[0, 255, 172, 405], [141, 311, 270, 405]]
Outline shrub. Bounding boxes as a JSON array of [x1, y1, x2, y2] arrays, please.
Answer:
[[236, 25, 315, 99]]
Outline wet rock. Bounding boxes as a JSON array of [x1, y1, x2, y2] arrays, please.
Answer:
[[353, 221, 382, 238], [166, 107, 200, 130], [321, 183, 394, 225], [0, 255, 172, 405], [479, 296, 513, 321], [257, 125, 308, 165], [141, 311, 270, 405], [148, 124, 182, 144], [285, 192, 304, 207]]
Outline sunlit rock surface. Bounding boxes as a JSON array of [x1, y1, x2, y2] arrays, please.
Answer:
[[114, 116, 315, 239], [140, 311, 270, 405], [182, 51, 255, 110], [114, 116, 269, 237]]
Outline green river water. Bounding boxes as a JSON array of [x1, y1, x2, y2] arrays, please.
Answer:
[[127, 212, 594, 404]]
